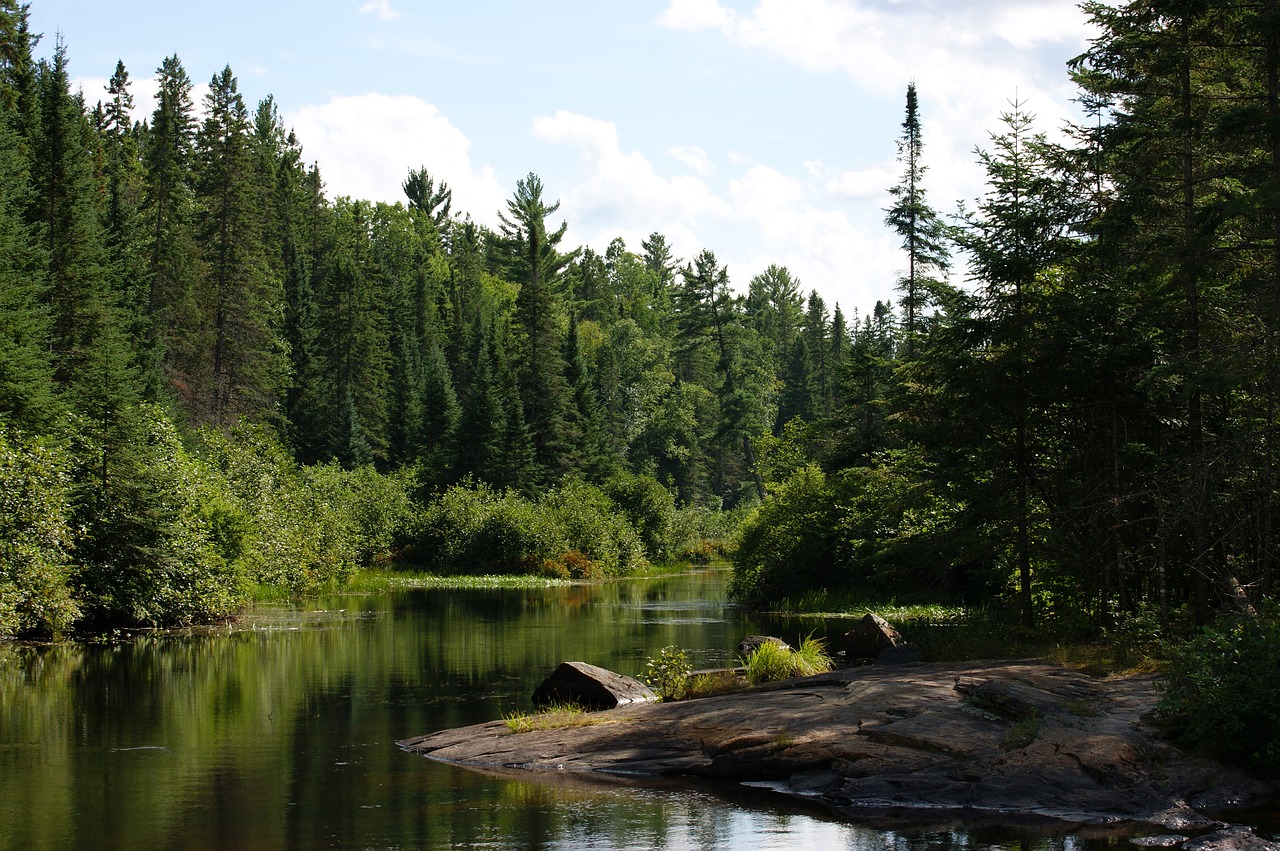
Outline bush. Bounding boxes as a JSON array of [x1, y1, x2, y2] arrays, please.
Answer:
[[195, 422, 416, 595], [643, 645, 692, 701], [415, 480, 649, 576], [730, 466, 840, 602], [0, 424, 78, 637], [601, 471, 677, 562], [1157, 616, 1280, 777]]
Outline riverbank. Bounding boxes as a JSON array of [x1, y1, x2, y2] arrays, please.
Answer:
[[399, 659, 1278, 837]]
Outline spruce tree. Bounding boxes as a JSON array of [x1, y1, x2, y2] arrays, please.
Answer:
[[498, 173, 579, 485], [142, 54, 203, 405], [193, 65, 284, 425], [885, 82, 951, 359]]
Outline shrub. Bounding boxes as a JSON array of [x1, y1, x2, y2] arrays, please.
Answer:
[[1157, 616, 1280, 777], [643, 645, 692, 701], [600, 471, 677, 562], [0, 424, 78, 637], [730, 466, 840, 602], [416, 480, 649, 576]]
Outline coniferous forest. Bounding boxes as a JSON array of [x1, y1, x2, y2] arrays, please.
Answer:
[[2, 0, 1279, 652]]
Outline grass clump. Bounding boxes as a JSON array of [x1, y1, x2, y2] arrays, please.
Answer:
[[503, 702, 602, 734], [1002, 710, 1043, 750], [743, 635, 833, 685]]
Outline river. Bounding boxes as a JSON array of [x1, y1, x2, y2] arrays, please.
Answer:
[[1, 569, 1125, 850]]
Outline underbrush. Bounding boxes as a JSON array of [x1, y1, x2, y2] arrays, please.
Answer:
[[642, 635, 834, 700], [1156, 615, 1280, 778]]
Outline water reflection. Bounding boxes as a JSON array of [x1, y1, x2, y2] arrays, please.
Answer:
[[1, 570, 1127, 850]]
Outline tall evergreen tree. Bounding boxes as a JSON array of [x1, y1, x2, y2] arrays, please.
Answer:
[[498, 173, 579, 485], [142, 54, 202, 403], [885, 82, 951, 359], [954, 100, 1078, 628]]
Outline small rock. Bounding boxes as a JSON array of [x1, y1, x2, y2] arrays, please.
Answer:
[[531, 662, 655, 710], [844, 613, 904, 662]]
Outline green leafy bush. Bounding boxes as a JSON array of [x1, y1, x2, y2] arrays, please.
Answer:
[[643, 645, 691, 701], [0, 424, 78, 637], [1157, 617, 1280, 777], [601, 471, 678, 561], [415, 480, 648, 576], [730, 466, 840, 602]]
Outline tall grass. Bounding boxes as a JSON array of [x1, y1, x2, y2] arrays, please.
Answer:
[[743, 635, 833, 685]]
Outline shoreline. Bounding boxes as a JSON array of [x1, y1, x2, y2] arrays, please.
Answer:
[[399, 659, 1278, 837]]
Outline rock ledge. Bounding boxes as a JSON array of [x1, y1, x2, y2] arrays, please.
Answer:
[[398, 660, 1277, 835]]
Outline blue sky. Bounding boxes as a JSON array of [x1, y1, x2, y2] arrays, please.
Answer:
[[31, 0, 1095, 317]]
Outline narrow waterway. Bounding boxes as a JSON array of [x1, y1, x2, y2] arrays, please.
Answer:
[[1, 569, 1119, 850]]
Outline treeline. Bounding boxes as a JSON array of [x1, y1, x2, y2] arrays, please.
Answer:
[[0, 2, 856, 636], [733, 2, 1280, 631]]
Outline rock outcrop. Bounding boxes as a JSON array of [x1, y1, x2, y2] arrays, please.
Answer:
[[400, 660, 1276, 835]]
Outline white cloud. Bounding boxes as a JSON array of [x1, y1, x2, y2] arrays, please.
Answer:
[[656, 0, 736, 32], [667, 144, 713, 175], [653, 0, 1091, 203], [359, 0, 401, 21], [823, 163, 898, 201], [532, 110, 731, 238], [532, 109, 899, 310], [286, 93, 504, 220]]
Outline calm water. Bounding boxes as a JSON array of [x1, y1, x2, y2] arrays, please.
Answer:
[[1, 569, 1133, 850]]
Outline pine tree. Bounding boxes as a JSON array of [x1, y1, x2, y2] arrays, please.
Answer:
[[96, 61, 151, 387], [142, 54, 202, 405], [955, 100, 1078, 628], [885, 82, 951, 359], [457, 323, 507, 484], [193, 65, 284, 425], [498, 173, 579, 485], [402, 165, 452, 232], [675, 249, 766, 501], [0, 73, 56, 432]]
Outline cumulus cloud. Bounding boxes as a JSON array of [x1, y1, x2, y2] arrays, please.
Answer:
[[286, 93, 504, 220], [532, 110, 731, 237], [531, 109, 899, 309], [667, 144, 713, 175], [359, 0, 401, 21], [656, 0, 736, 32], [655, 0, 1091, 215]]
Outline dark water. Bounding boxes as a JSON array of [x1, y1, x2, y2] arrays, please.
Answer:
[[0, 570, 1164, 849]]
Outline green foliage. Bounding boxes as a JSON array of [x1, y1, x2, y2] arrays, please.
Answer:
[[1157, 617, 1280, 777], [600, 471, 678, 562], [194, 422, 414, 596], [742, 636, 833, 685], [414, 479, 648, 576], [642, 645, 691, 701], [503, 702, 597, 733], [0, 424, 78, 637], [729, 466, 840, 602]]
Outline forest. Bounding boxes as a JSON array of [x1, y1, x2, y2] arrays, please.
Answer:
[[2, 0, 1279, 653]]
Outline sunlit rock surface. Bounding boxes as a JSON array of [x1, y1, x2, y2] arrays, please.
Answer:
[[399, 660, 1276, 834]]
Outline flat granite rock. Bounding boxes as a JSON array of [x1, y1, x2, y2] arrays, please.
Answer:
[[398, 660, 1277, 833]]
